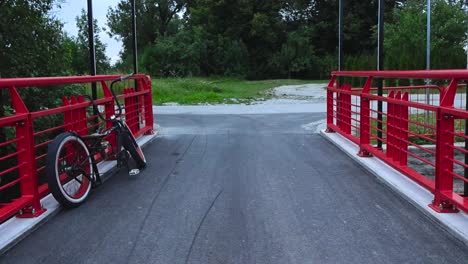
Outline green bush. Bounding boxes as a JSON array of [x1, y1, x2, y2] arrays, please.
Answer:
[[141, 30, 204, 77]]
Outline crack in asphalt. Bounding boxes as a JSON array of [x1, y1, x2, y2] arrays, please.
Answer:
[[185, 189, 224, 264], [124, 135, 198, 263]]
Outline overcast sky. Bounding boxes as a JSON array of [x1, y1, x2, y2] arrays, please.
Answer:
[[51, 0, 122, 65]]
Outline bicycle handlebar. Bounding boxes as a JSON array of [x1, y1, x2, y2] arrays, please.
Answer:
[[119, 73, 133, 82], [83, 74, 134, 122], [110, 82, 122, 117], [111, 73, 134, 118]]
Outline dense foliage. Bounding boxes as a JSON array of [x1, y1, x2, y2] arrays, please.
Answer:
[[385, 0, 468, 70], [105, 0, 468, 79], [0, 1, 110, 200], [2, 0, 467, 81], [0, 1, 109, 137]]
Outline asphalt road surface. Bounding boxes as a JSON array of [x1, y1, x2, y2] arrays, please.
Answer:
[[2, 113, 468, 264]]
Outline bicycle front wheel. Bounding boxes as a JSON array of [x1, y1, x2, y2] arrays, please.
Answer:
[[46, 132, 93, 208], [120, 123, 146, 169], [121, 132, 146, 169]]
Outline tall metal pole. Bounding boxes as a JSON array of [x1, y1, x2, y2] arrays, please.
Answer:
[[377, 0, 384, 149], [130, 0, 140, 120], [426, 0, 431, 73], [87, 0, 97, 100], [425, 0, 431, 124], [131, 0, 138, 75], [338, 0, 343, 71]]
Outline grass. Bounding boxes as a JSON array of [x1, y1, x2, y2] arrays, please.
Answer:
[[151, 77, 326, 105]]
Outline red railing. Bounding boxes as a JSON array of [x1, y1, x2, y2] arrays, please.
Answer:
[[327, 70, 468, 213], [0, 75, 154, 223]]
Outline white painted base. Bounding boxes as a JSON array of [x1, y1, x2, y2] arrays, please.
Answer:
[[321, 130, 468, 247], [0, 132, 158, 254]]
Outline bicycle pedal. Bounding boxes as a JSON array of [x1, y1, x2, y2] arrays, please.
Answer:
[[129, 169, 140, 176]]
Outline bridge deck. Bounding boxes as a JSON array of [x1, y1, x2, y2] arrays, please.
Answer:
[[2, 113, 467, 264]]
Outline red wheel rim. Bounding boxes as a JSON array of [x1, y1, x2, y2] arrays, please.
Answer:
[[56, 139, 91, 200]]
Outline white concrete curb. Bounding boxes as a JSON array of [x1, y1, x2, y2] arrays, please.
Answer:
[[0, 130, 158, 255], [320, 130, 468, 247]]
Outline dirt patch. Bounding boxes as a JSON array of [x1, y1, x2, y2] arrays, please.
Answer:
[[153, 83, 329, 115], [267, 83, 327, 102]]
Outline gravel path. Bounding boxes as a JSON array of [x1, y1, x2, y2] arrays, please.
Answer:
[[270, 83, 327, 101], [153, 83, 328, 115]]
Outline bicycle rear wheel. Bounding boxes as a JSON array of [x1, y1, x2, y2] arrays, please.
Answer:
[[46, 132, 93, 208]]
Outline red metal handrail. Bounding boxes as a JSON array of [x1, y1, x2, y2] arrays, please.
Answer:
[[0, 74, 154, 223], [327, 70, 468, 214], [0, 74, 148, 88], [333, 69, 468, 79]]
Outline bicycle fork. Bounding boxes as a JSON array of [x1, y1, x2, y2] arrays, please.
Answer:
[[116, 133, 140, 176]]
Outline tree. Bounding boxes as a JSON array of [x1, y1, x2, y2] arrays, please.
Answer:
[[0, 0, 83, 201], [73, 9, 110, 74], [270, 27, 318, 78], [384, 0, 468, 70], [104, 0, 467, 78], [107, 0, 186, 59], [187, 0, 285, 78], [305, 0, 404, 56], [183, 0, 406, 78], [0, 0, 71, 126], [0, 0, 69, 78], [140, 29, 206, 76]]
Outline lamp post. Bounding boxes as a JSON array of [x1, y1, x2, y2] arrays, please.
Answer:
[[131, 0, 138, 75], [377, 0, 384, 149], [87, 0, 97, 100], [426, 0, 431, 75], [426, 0, 431, 124], [338, 0, 343, 71]]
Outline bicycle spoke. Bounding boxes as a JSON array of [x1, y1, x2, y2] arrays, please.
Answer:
[[77, 155, 91, 167], [72, 176, 82, 184]]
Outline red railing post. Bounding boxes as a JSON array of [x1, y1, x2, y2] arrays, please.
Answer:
[[337, 87, 342, 131], [100, 81, 117, 153], [77, 95, 88, 135], [400, 92, 409, 166], [142, 77, 154, 134], [393, 92, 402, 162], [9, 87, 45, 218], [326, 76, 336, 133], [342, 84, 352, 134], [100, 80, 115, 129], [124, 88, 129, 119], [70, 96, 79, 133], [124, 88, 137, 134], [63, 97, 72, 132], [386, 91, 395, 159], [430, 79, 459, 213], [131, 88, 139, 133], [358, 77, 373, 157]]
